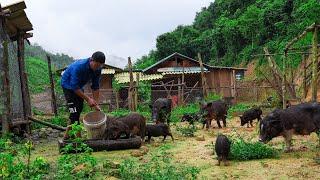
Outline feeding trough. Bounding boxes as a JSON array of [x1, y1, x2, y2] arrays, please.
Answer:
[[58, 137, 142, 153]]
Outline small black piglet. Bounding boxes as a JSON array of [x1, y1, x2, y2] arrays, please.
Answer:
[[215, 134, 231, 166], [145, 123, 174, 143]]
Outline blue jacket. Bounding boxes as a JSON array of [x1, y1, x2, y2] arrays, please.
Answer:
[[61, 58, 101, 91]]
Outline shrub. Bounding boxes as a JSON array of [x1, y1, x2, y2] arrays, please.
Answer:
[[51, 116, 68, 127], [227, 103, 251, 119], [108, 108, 131, 117], [170, 103, 200, 123], [118, 145, 199, 180], [0, 138, 49, 179], [205, 92, 222, 102]]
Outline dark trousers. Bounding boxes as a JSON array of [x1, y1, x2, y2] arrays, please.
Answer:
[[62, 88, 84, 125]]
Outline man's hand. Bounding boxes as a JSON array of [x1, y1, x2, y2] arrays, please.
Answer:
[[87, 97, 98, 107], [93, 105, 101, 111]]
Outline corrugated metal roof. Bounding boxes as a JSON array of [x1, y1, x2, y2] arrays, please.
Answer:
[[143, 52, 247, 73], [102, 68, 116, 74], [115, 72, 163, 83], [158, 66, 208, 74]]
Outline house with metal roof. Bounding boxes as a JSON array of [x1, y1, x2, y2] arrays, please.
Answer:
[[142, 52, 247, 104]]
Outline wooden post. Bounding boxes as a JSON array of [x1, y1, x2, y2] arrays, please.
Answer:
[[217, 71, 221, 95], [2, 41, 11, 134], [181, 62, 185, 105], [311, 25, 318, 102], [198, 53, 208, 98], [128, 57, 135, 111], [115, 90, 119, 109], [232, 70, 237, 103], [17, 32, 32, 132], [134, 72, 139, 110], [303, 55, 307, 99], [282, 54, 287, 109], [254, 81, 258, 102], [46, 55, 58, 116], [177, 78, 181, 105]]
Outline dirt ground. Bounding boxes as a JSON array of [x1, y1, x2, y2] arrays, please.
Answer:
[[31, 117, 320, 179]]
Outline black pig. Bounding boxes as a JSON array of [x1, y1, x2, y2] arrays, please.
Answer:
[[181, 113, 201, 125], [240, 107, 262, 127], [215, 134, 231, 166], [145, 123, 174, 143]]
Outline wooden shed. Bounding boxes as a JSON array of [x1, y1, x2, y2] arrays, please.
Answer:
[[143, 52, 246, 104], [0, 1, 33, 134]]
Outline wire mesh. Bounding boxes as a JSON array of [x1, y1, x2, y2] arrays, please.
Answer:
[[0, 24, 24, 123]]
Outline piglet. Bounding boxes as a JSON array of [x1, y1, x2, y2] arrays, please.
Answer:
[[215, 134, 231, 166], [145, 123, 174, 143]]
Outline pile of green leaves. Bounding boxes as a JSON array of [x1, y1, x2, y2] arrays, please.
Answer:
[[229, 137, 279, 161], [56, 123, 98, 179], [118, 145, 199, 179]]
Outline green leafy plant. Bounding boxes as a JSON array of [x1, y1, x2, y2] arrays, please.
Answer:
[[0, 138, 49, 179], [56, 123, 98, 179], [171, 103, 200, 123], [176, 125, 197, 137], [227, 103, 251, 119], [225, 133, 279, 161], [51, 115, 68, 127], [108, 108, 131, 117], [205, 92, 222, 102]]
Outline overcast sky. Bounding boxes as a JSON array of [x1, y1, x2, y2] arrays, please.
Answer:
[[2, 0, 212, 68]]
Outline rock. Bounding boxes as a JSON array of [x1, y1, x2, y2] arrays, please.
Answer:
[[140, 146, 149, 154], [195, 136, 205, 141], [131, 150, 144, 157]]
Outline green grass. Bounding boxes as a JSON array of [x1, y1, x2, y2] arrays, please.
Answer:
[[26, 56, 62, 95], [171, 103, 200, 123], [25, 57, 50, 94], [227, 103, 252, 119]]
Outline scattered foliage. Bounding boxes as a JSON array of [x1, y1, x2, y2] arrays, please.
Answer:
[[56, 123, 98, 179], [118, 144, 199, 179], [176, 125, 198, 137]]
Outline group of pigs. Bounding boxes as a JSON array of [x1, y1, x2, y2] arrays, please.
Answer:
[[194, 100, 320, 165], [102, 97, 320, 166], [103, 98, 174, 143]]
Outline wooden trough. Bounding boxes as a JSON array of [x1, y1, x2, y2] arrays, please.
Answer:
[[58, 137, 142, 153]]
